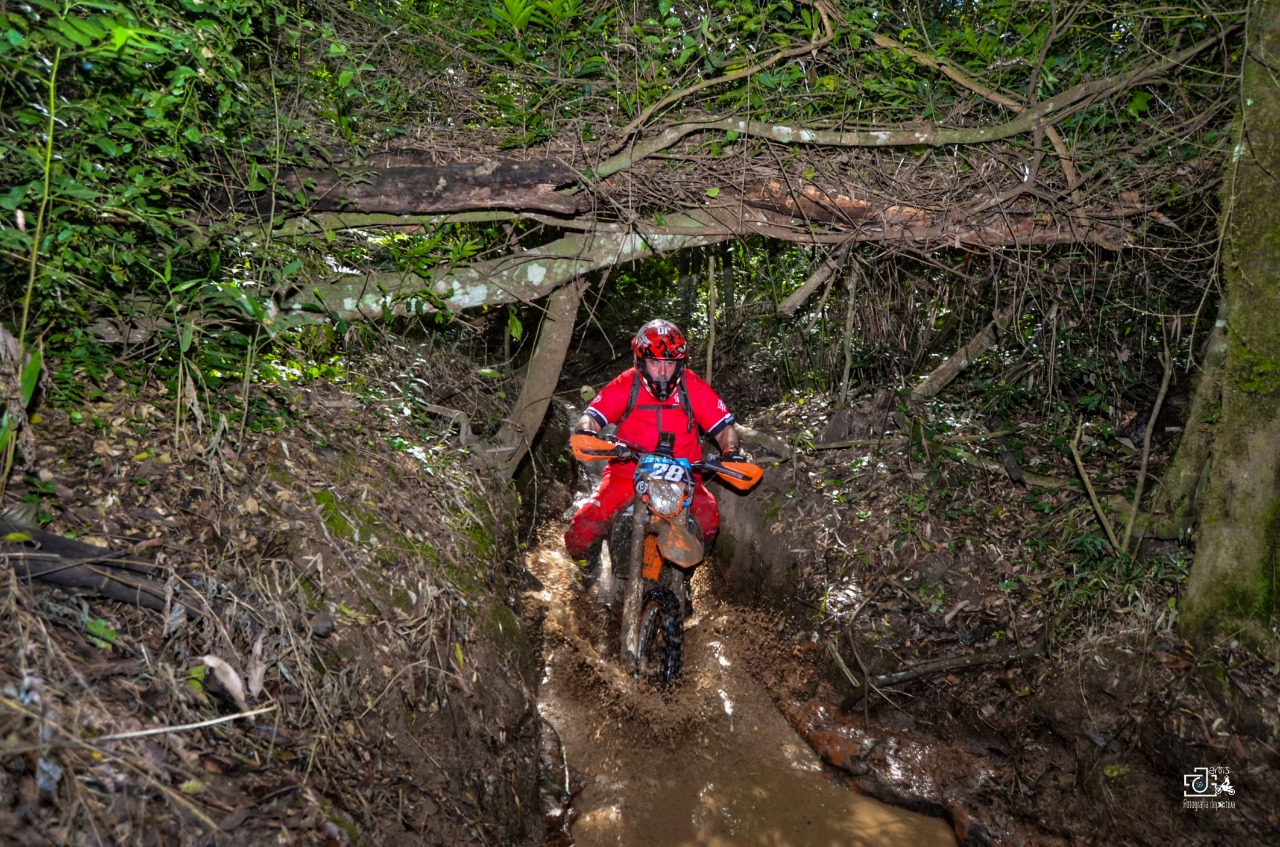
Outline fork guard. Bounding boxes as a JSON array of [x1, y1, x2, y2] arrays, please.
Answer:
[[653, 515, 703, 570]]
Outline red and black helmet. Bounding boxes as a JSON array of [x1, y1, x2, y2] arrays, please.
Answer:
[[632, 319, 688, 401]]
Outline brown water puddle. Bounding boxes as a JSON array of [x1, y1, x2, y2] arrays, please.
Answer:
[[528, 538, 957, 847]]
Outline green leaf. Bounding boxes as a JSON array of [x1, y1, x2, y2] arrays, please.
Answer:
[[92, 136, 123, 156], [86, 618, 117, 648], [477, 368, 501, 378], [20, 349, 41, 406], [0, 185, 28, 211], [705, 186, 720, 197]]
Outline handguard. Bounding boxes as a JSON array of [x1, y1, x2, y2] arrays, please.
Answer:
[[571, 432, 621, 462], [716, 461, 764, 491]]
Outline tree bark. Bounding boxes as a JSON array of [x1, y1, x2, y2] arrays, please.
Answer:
[[911, 304, 1018, 400], [1152, 300, 1226, 534], [778, 244, 850, 316], [494, 279, 586, 478], [273, 212, 734, 324], [1178, 0, 1280, 658], [285, 157, 583, 216]]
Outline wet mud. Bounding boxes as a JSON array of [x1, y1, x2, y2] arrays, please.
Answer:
[[526, 533, 956, 846]]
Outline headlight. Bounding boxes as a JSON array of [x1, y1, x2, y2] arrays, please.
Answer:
[[646, 480, 686, 517]]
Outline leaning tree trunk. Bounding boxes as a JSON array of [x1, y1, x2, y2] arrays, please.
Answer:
[[1176, 0, 1280, 658], [494, 279, 586, 478]]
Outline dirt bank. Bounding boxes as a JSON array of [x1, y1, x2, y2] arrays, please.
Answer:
[[2, 340, 1276, 847], [0, 345, 543, 846], [710, 395, 1279, 846]]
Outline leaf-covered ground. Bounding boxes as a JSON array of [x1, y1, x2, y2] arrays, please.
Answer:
[[0, 343, 543, 846], [714, 392, 1280, 846], [2, 335, 1277, 847]]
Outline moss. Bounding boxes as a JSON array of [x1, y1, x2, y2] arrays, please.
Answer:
[[312, 489, 353, 540], [714, 532, 737, 563], [266, 463, 295, 488], [1232, 344, 1280, 395]]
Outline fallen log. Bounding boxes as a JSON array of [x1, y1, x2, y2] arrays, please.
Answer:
[[1, 517, 175, 613]]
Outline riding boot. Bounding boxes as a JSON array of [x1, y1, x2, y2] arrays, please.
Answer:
[[581, 539, 604, 588]]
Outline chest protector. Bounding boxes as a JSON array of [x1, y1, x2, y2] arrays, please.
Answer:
[[616, 372, 696, 454]]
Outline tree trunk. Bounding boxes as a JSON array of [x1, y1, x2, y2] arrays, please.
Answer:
[[495, 280, 586, 478], [910, 304, 1018, 401], [274, 213, 733, 322], [1177, 0, 1280, 658]]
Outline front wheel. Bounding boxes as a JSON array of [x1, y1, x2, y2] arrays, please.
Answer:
[[636, 585, 683, 687]]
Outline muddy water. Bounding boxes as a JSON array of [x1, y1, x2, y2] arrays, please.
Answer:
[[528, 533, 956, 847]]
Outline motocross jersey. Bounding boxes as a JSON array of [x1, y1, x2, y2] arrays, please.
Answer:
[[584, 367, 735, 463]]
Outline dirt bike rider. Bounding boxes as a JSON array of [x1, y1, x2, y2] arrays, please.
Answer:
[[565, 318, 747, 566]]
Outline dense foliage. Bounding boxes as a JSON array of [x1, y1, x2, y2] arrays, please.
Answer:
[[0, 0, 1243, 428]]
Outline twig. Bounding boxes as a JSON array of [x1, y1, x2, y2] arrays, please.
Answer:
[[825, 640, 861, 689], [869, 642, 1044, 688], [1123, 344, 1172, 553], [607, 1, 834, 145], [910, 303, 1018, 400], [944, 446, 1078, 489], [814, 429, 1017, 451], [0, 704, 280, 749], [1070, 420, 1122, 551], [778, 243, 850, 315], [94, 706, 280, 740]]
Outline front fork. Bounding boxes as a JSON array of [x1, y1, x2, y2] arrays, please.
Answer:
[[620, 500, 648, 667]]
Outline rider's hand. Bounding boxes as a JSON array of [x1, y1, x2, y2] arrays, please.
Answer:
[[721, 449, 749, 464]]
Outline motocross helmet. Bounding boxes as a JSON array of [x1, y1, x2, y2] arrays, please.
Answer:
[[632, 319, 688, 401]]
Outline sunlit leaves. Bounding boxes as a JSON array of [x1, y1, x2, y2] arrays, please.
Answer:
[[489, 0, 535, 36]]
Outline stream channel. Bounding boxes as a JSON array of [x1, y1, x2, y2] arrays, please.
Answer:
[[527, 510, 959, 847]]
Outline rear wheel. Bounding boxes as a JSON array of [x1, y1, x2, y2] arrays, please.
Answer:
[[636, 585, 683, 687]]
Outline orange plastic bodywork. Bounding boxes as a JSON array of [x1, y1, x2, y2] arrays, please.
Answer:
[[571, 433, 619, 462], [717, 461, 763, 491], [642, 534, 663, 580]]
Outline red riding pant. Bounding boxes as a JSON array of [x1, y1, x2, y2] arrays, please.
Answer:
[[564, 461, 720, 561]]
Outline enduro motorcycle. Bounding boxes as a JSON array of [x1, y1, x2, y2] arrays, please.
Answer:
[[573, 432, 762, 687]]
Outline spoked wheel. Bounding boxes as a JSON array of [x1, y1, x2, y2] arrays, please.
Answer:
[[635, 585, 683, 688]]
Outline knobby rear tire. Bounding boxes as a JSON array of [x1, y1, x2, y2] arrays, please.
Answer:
[[636, 585, 683, 688]]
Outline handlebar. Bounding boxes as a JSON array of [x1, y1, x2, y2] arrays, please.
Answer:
[[571, 433, 762, 488]]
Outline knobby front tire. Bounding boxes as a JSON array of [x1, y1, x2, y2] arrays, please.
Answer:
[[636, 585, 683, 688]]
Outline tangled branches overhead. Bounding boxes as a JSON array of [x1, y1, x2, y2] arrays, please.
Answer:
[[262, 0, 1239, 320], [0, 0, 1240, 330]]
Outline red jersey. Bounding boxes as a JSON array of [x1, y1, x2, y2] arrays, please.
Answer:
[[584, 367, 735, 463]]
